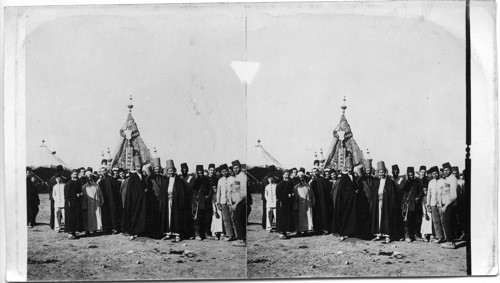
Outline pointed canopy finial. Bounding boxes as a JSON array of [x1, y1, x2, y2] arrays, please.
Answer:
[[341, 96, 347, 113], [256, 139, 261, 147], [127, 95, 134, 113]]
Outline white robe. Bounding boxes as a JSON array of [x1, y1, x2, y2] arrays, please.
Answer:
[[82, 183, 103, 232], [294, 183, 314, 232]]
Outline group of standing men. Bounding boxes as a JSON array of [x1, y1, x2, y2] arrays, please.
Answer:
[[260, 157, 468, 249], [29, 156, 248, 247]]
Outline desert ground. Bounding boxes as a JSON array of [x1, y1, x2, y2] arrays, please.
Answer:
[[28, 193, 246, 281], [247, 193, 467, 278]]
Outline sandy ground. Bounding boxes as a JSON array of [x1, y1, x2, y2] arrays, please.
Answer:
[[28, 193, 246, 281], [247, 193, 467, 278]]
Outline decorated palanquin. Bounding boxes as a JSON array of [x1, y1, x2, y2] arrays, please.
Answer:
[[111, 96, 152, 170], [324, 97, 364, 170]]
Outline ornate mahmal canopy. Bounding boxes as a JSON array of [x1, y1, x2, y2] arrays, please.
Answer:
[[110, 95, 152, 169], [324, 97, 365, 170]]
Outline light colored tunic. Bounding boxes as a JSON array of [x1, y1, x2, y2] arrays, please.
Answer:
[[377, 178, 386, 233], [82, 183, 103, 231], [211, 200, 224, 233], [52, 183, 65, 208], [293, 183, 314, 232]]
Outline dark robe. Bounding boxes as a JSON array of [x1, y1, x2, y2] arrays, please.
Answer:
[[143, 175, 161, 237], [275, 180, 294, 233], [331, 174, 358, 237], [401, 178, 423, 212], [310, 176, 333, 233], [99, 175, 122, 232], [181, 174, 195, 238], [371, 178, 399, 237], [121, 173, 147, 235], [161, 175, 186, 234], [192, 175, 213, 236], [64, 179, 84, 233], [26, 177, 40, 225], [357, 175, 376, 237]]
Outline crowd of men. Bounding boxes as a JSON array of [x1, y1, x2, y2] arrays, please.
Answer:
[[26, 156, 248, 247], [259, 157, 469, 249]]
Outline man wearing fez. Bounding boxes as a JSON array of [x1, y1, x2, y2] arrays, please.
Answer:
[[452, 166, 467, 240], [426, 166, 445, 243], [438, 162, 458, 249], [332, 157, 358, 241], [192, 165, 213, 240], [401, 167, 423, 242], [357, 160, 376, 238], [26, 167, 40, 228], [415, 165, 429, 239], [261, 165, 278, 230], [275, 170, 295, 239], [310, 166, 332, 235], [391, 164, 406, 240], [180, 163, 195, 239], [371, 161, 398, 244], [216, 164, 236, 241], [64, 169, 84, 239], [230, 160, 247, 247], [48, 165, 66, 229], [206, 164, 218, 234], [121, 156, 149, 240], [98, 166, 122, 234], [160, 160, 185, 242]]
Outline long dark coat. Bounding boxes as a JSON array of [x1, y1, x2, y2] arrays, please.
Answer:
[[64, 179, 84, 233], [99, 175, 122, 231], [371, 178, 399, 237], [160, 175, 186, 234], [401, 178, 423, 212], [275, 180, 294, 232], [331, 174, 358, 236], [357, 176, 376, 237], [121, 173, 147, 235], [310, 176, 333, 233], [181, 174, 195, 237]]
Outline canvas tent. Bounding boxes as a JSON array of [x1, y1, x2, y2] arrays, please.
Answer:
[[247, 140, 284, 192], [110, 97, 152, 169], [27, 141, 71, 189], [324, 99, 364, 169]]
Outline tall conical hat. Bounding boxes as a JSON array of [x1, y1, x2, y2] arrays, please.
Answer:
[[363, 159, 372, 169], [152, 157, 161, 168], [166, 159, 175, 170], [377, 161, 387, 171]]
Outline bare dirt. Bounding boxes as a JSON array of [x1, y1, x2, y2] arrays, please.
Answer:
[[28, 193, 246, 281], [247, 193, 467, 278]]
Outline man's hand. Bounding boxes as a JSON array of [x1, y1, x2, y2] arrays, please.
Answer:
[[230, 204, 237, 211], [216, 203, 222, 211]]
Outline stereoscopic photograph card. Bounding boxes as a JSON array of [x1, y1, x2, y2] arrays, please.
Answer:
[[1, 0, 498, 282]]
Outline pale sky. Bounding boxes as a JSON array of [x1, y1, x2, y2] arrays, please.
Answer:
[[22, 2, 468, 171]]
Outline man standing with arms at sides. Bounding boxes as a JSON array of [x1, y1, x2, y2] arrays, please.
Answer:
[[121, 157, 148, 241], [192, 165, 212, 241], [48, 165, 66, 230], [26, 168, 40, 228], [216, 164, 236, 242], [230, 160, 247, 247], [264, 174, 278, 232], [206, 164, 218, 237], [426, 166, 445, 243], [64, 169, 84, 239], [415, 165, 428, 239], [357, 160, 375, 238], [370, 161, 398, 244], [180, 163, 195, 239], [401, 167, 423, 243], [391, 164, 406, 241], [332, 157, 358, 241], [452, 166, 466, 240], [310, 166, 332, 235], [261, 165, 277, 230], [438, 162, 458, 249], [160, 160, 185, 242], [275, 170, 295, 239], [98, 167, 122, 235]]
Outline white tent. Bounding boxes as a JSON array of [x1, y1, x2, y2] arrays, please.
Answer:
[[247, 140, 284, 170], [27, 141, 71, 171]]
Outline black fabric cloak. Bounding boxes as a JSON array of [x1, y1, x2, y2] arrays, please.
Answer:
[[26, 177, 40, 209], [356, 175, 376, 237], [331, 174, 358, 236], [181, 174, 195, 238], [121, 173, 147, 235], [161, 175, 186, 234], [310, 176, 333, 233], [192, 176, 213, 211], [401, 178, 423, 212], [275, 180, 294, 232], [99, 175, 122, 232], [64, 180, 84, 233], [370, 178, 399, 237]]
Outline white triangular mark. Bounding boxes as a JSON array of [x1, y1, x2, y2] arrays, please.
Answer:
[[231, 61, 260, 84]]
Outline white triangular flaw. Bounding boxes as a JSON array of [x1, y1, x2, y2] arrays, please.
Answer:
[[231, 61, 260, 84]]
